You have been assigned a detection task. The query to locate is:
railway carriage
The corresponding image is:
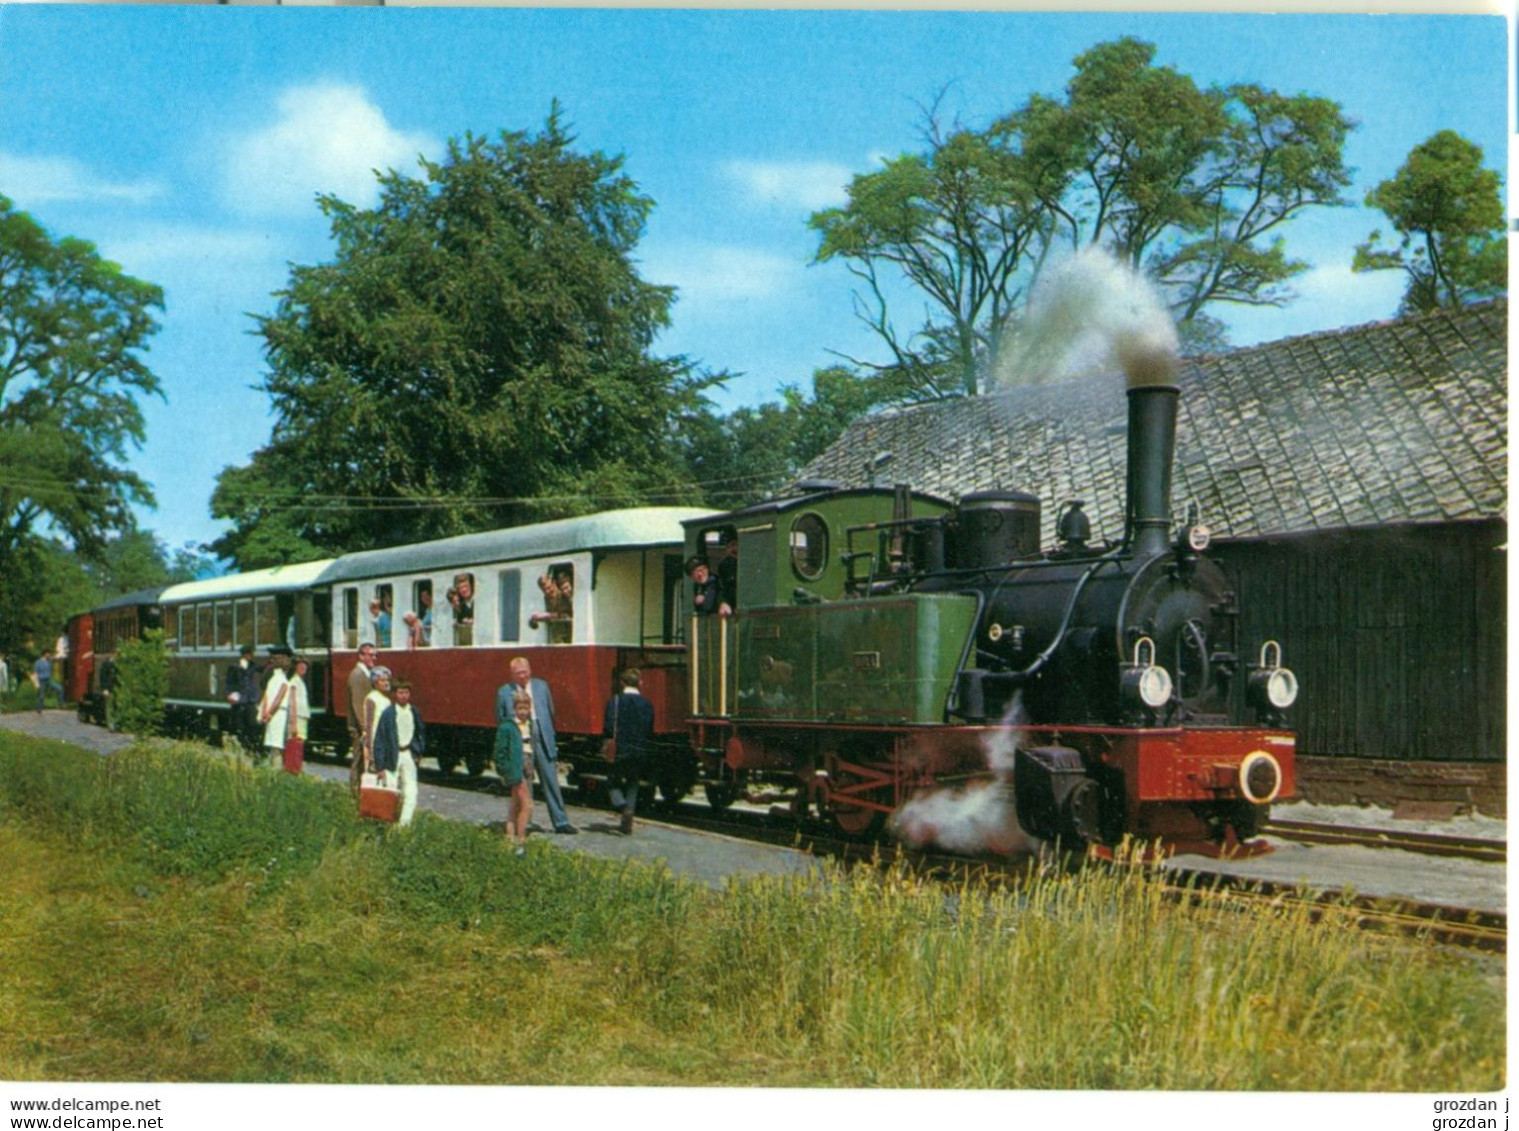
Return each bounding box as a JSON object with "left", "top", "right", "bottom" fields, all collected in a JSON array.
[
  {"left": 319, "top": 507, "right": 714, "bottom": 791},
  {"left": 158, "top": 560, "right": 337, "bottom": 745},
  {"left": 72, "top": 587, "right": 167, "bottom": 727}
]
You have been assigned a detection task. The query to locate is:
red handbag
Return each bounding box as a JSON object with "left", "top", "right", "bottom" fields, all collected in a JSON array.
[{"left": 282, "top": 736, "right": 305, "bottom": 774}]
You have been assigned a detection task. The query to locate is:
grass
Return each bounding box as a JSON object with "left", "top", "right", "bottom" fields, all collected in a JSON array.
[
  {"left": 0, "top": 683, "right": 60, "bottom": 714},
  {"left": 0, "top": 729, "right": 1504, "bottom": 1090}
]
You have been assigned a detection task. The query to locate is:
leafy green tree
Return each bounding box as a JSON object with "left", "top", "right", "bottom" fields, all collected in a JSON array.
[
  {"left": 1354, "top": 130, "right": 1506, "bottom": 314},
  {"left": 0, "top": 196, "right": 163, "bottom": 566},
  {"left": 811, "top": 114, "right": 1051, "bottom": 399},
  {"left": 213, "top": 108, "right": 714, "bottom": 568},
  {"left": 681, "top": 366, "right": 897, "bottom": 508},
  {"left": 813, "top": 38, "right": 1354, "bottom": 395},
  {"left": 88, "top": 529, "right": 217, "bottom": 598},
  {"left": 0, "top": 539, "right": 98, "bottom": 660},
  {"left": 111, "top": 628, "right": 168, "bottom": 736}
]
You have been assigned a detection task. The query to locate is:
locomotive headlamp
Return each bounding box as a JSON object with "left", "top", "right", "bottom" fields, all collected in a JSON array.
[
  {"left": 1186, "top": 523, "right": 1211, "bottom": 552},
  {"left": 1120, "top": 636, "right": 1173, "bottom": 710},
  {"left": 1248, "top": 641, "right": 1299, "bottom": 713},
  {"left": 1237, "top": 751, "right": 1284, "bottom": 804}
]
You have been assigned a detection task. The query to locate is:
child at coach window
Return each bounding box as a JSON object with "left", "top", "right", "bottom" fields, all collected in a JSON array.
[
  {"left": 448, "top": 573, "right": 475, "bottom": 646},
  {"left": 530, "top": 565, "right": 574, "bottom": 644}
]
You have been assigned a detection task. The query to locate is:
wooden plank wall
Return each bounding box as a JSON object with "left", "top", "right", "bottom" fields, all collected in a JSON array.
[{"left": 1213, "top": 519, "right": 1505, "bottom": 763}]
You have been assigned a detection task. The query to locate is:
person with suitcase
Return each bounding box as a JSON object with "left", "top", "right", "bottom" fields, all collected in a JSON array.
[{"left": 372, "top": 678, "right": 425, "bottom": 828}]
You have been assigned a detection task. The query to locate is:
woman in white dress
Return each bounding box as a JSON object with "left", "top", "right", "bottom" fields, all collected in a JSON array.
[
  {"left": 288, "top": 655, "right": 312, "bottom": 741},
  {"left": 258, "top": 650, "right": 293, "bottom": 766}
]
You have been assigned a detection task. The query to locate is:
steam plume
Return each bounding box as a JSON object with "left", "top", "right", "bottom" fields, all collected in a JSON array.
[
  {"left": 994, "top": 247, "right": 1179, "bottom": 389},
  {"left": 889, "top": 694, "right": 1040, "bottom": 856}
]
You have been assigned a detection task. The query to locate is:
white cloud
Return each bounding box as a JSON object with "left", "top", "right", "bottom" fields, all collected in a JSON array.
[
  {"left": 103, "top": 225, "right": 283, "bottom": 274},
  {"left": 222, "top": 83, "right": 436, "bottom": 218},
  {"left": 643, "top": 243, "right": 798, "bottom": 305},
  {"left": 1226, "top": 262, "right": 1407, "bottom": 346},
  {"left": 723, "top": 160, "right": 851, "bottom": 212},
  {"left": 0, "top": 151, "right": 162, "bottom": 206}
]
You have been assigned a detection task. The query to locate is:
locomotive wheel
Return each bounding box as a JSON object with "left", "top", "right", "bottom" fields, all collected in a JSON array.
[
  {"left": 464, "top": 749, "right": 489, "bottom": 777},
  {"left": 829, "top": 792, "right": 885, "bottom": 836},
  {"left": 435, "top": 753, "right": 461, "bottom": 775},
  {"left": 704, "top": 775, "right": 744, "bottom": 811},
  {"left": 1224, "top": 800, "right": 1268, "bottom": 840},
  {"left": 655, "top": 762, "right": 696, "bottom": 807},
  {"left": 824, "top": 753, "right": 893, "bottom": 836}
]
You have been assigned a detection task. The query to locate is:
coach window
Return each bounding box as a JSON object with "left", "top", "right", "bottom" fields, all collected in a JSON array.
[
  {"left": 163, "top": 606, "right": 178, "bottom": 650},
  {"left": 372, "top": 584, "right": 393, "bottom": 648},
  {"left": 277, "top": 594, "right": 298, "bottom": 651},
  {"left": 215, "top": 602, "right": 234, "bottom": 650},
  {"left": 342, "top": 588, "right": 359, "bottom": 649},
  {"left": 532, "top": 563, "right": 574, "bottom": 644},
  {"left": 790, "top": 513, "right": 828, "bottom": 581},
  {"left": 448, "top": 572, "right": 475, "bottom": 646},
  {"left": 255, "top": 597, "right": 278, "bottom": 648},
  {"left": 196, "top": 604, "right": 213, "bottom": 650},
  {"left": 409, "top": 580, "right": 434, "bottom": 648},
  {"left": 233, "top": 599, "right": 253, "bottom": 649},
  {"left": 498, "top": 570, "right": 521, "bottom": 643}
]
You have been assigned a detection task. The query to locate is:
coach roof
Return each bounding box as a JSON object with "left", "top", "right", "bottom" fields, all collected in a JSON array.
[
  {"left": 94, "top": 586, "right": 168, "bottom": 613},
  {"left": 319, "top": 507, "right": 717, "bottom": 585},
  {"left": 159, "top": 559, "right": 337, "bottom": 605}
]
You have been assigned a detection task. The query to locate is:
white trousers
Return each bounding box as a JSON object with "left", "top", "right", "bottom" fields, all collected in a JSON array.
[{"left": 397, "top": 751, "right": 418, "bottom": 827}]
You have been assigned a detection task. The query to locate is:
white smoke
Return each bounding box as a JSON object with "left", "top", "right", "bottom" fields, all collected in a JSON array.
[
  {"left": 993, "top": 247, "right": 1179, "bottom": 389},
  {"left": 889, "top": 694, "right": 1041, "bottom": 856}
]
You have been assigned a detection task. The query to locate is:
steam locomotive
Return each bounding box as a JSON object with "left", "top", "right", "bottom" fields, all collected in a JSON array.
[
  {"left": 67, "top": 357, "right": 1297, "bottom": 858},
  {"left": 685, "top": 361, "right": 1298, "bottom": 856}
]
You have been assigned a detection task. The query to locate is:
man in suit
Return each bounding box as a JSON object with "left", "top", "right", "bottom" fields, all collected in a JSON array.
[
  {"left": 225, "top": 644, "right": 261, "bottom": 752},
  {"left": 604, "top": 667, "right": 655, "bottom": 835},
  {"left": 495, "top": 656, "right": 577, "bottom": 834},
  {"left": 346, "top": 643, "right": 377, "bottom": 796}
]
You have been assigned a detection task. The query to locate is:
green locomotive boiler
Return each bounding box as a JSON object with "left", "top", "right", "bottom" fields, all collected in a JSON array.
[{"left": 684, "top": 377, "right": 1300, "bottom": 856}]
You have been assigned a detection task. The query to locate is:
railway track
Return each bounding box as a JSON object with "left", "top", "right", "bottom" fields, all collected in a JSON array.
[
  {"left": 607, "top": 792, "right": 1512, "bottom": 954},
  {"left": 327, "top": 751, "right": 1511, "bottom": 953},
  {"left": 1166, "top": 867, "right": 1508, "bottom": 953},
  {"left": 1264, "top": 818, "right": 1506, "bottom": 863}
]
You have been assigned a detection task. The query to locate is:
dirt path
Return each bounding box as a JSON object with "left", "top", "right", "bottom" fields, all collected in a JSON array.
[{"left": 0, "top": 708, "right": 136, "bottom": 756}]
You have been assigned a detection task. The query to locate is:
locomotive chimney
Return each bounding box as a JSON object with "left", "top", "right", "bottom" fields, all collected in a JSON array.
[{"left": 1121, "top": 339, "right": 1181, "bottom": 558}]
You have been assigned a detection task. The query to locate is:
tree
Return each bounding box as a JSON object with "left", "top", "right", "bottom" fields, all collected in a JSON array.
[
  {"left": 811, "top": 114, "right": 1051, "bottom": 398},
  {"left": 0, "top": 196, "right": 164, "bottom": 567},
  {"left": 0, "top": 538, "right": 98, "bottom": 660},
  {"left": 1354, "top": 130, "right": 1506, "bottom": 314},
  {"left": 213, "top": 108, "right": 715, "bottom": 568},
  {"left": 680, "top": 365, "right": 897, "bottom": 508},
  {"left": 87, "top": 529, "right": 220, "bottom": 598},
  {"left": 111, "top": 628, "right": 168, "bottom": 737},
  {"left": 812, "top": 39, "right": 1354, "bottom": 395}
]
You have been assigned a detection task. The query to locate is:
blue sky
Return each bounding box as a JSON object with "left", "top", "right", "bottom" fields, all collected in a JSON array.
[{"left": 0, "top": 7, "right": 1506, "bottom": 556}]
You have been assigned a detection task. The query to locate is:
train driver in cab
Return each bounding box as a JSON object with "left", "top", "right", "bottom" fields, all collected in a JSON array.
[{"left": 687, "top": 556, "right": 730, "bottom": 617}]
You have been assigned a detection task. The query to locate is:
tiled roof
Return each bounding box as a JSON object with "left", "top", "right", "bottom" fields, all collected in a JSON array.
[{"left": 800, "top": 300, "right": 1507, "bottom": 544}]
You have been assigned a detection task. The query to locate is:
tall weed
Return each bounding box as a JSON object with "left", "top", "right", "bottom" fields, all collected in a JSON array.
[{"left": 0, "top": 730, "right": 1503, "bottom": 1090}]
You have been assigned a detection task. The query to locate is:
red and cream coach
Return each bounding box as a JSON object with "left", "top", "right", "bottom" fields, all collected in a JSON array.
[{"left": 318, "top": 507, "right": 715, "bottom": 793}]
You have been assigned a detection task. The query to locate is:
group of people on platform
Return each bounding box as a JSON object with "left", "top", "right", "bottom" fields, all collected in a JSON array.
[
  {"left": 225, "top": 644, "right": 312, "bottom": 768},
  {"left": 343, "top": 644, "right": 652, "bottom": 846}
]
